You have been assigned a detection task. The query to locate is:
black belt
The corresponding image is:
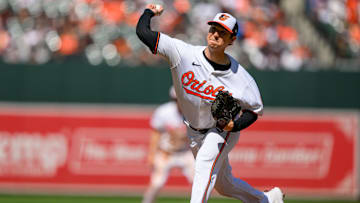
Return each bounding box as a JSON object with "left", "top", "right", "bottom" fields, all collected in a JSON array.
[
  {"left": 183, "top": 120, "right": 210, "bottom": 134},
  {"left": 188, "top": 125, "right": 210, "bottom": 134}
]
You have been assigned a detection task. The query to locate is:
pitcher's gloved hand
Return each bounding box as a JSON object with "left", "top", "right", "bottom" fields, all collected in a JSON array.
[{"left": 211, "top": 91, "right": 241, "bottom": 132}]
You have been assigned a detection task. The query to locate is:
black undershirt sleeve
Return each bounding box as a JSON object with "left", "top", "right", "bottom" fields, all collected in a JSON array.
[
  {"left": 136, "top": 9, "right": 160, "bottom": 54},
  {"left": 231, "top": 110, "right": 258, "bottom": 132}
]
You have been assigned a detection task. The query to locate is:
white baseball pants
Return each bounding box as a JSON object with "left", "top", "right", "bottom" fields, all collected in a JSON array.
[
  {"left": 187, "top": 128, "right": 269, "bottom": 203},
  {"left": 142, "top": 150, "right": 194, "bottom": 203}
]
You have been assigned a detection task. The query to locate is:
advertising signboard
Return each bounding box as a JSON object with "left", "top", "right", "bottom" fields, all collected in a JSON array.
[{"left": 0, "top": 105, "right": 358, "bottom": 198}]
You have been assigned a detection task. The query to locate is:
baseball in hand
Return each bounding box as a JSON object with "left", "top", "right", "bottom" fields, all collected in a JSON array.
[
  {"left": 147, "top": 4, "right": 164, "bottom": 16},
  {"left": 154, "top": 4, "right": 164, "bottom": 15}
]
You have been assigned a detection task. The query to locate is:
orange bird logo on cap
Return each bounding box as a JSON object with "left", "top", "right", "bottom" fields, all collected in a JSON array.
[{"left": 219, "top": 14, "right": 230, "bottom": 21}]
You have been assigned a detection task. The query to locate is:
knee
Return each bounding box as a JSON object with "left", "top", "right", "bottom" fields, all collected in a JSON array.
[
  {"left": 214, "top": 184, "right": 231, "bottom": 197},
  {"left": 149, "top": 180, "right": 164, "bottom": 191},
  {"left": 196, "top": 144, "right": 220, "bottom": 162},
  {"left": 194, "top": 150, "right": 218, "bottom": 174},
  {"left": 150, "top": 174, "right": 166, "bottom": 189}
]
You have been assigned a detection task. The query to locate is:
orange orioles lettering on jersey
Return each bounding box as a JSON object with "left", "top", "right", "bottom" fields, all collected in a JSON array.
[{"left": 181, "top": 71, "right": 228, "bottom": 100}]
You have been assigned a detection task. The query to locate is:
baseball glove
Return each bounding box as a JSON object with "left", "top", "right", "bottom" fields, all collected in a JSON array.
[{"left": 211, "top": 91, "right": 242, "bottom": 131}]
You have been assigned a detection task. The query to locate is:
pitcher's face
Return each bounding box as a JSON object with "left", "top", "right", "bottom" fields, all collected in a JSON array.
[{"left": 207, "top": 24, "right": 235, "bottom": 50}]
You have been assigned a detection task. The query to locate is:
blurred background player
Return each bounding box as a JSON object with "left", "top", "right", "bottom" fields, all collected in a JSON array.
[{"left": 142, "top": 86, "right": 194, "bottom": 203}]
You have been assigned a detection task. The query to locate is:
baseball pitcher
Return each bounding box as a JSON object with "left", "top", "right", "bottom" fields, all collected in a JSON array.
[{"left": 136, "top": 4, "right": 284, "bottom": 203}]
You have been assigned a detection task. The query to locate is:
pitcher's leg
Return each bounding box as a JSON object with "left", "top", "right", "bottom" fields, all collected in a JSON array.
[
  {"left": 214, "top": 157, "right": 268, "bottom": 203},
  {"left": 190, "top": 131, "right": 231, "bottom": 203}
]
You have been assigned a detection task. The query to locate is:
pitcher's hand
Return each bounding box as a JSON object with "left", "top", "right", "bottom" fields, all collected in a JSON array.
[{"left": 146, "top": 4, "right": 164, "bottom": 16}]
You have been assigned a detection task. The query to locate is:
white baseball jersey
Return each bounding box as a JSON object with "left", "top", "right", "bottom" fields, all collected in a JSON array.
[
  {"left": 150, "top": 101, "right": 188, "bottom": 152},
  {"left": 156, "top": 34, "right": 264, "bottom": 129}
]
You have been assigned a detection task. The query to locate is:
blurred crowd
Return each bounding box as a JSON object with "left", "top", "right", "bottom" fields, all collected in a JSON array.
[
  {"left": 0, "top": 0, "right": 358, "bottom": 71},
  {"left": 306, "top": 0, "right": 360, "bottom": 59}
]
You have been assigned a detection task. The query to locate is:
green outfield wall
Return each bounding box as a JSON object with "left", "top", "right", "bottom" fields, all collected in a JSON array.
[{"left": 0, "top": 61, "right": 359, "bottom": 109}]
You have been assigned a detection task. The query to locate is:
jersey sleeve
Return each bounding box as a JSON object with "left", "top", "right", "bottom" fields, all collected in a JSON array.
[
  {"left": 156, "top": 33, "right": 190, "bottom": 68},
  {"left": 239, "top": 79, "right": 264, "bottom": 116}
]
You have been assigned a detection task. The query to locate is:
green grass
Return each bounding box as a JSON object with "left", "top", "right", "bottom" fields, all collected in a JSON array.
[{"left": 0, "top": 195, "right": 359, "bottom": 203}]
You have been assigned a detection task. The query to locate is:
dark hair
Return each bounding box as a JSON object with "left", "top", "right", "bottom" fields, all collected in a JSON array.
[{"left": 232, "top": 23, "right": 238, "bottom": 37}]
